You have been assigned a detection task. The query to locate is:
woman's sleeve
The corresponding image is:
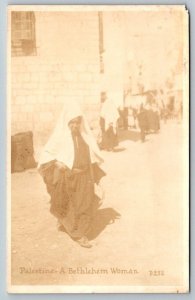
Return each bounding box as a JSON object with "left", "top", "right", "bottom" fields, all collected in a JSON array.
[{"left": 92, "top": 163, "right": 106, "bottom": 184}]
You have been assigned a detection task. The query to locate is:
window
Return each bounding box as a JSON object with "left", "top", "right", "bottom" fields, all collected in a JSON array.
[{"left": 11, "top": 11, "right": 37, "bottom": 57}]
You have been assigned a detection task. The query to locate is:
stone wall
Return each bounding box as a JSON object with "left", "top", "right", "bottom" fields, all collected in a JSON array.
[{"left": 11, "top": 11, "right": 101, "bottom": 152}]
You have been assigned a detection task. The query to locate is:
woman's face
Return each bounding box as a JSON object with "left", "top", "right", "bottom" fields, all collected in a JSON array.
[{"left": 68, "top": 116, "right": 82, "bottom": 135}]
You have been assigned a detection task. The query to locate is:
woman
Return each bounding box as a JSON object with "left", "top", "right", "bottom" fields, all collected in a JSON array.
[
  {"left": 38, "top": 102, "right": 106, "bottom": 248},
  {"left": 99, "top": 92, "right": 119, "bottom": 151},
  {"left": 137, "top": 104, "right": 148, "bottom": 143}
]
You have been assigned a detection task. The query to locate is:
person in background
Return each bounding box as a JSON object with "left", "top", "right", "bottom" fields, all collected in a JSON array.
[
  {"left": 99, "top": 92, "right": 119, "bottom": 151},
  {"left": 38, "top": 102, "right": 106, "bottom": 248},
  {"left": 137, "top": 104, "right": 148, "bottom": 143},
  {"left": 152, "top": 103, "right": 160, "bottom": 133},
  {"left": 128, "top": 106, "right": 136, "bottom": 129}
]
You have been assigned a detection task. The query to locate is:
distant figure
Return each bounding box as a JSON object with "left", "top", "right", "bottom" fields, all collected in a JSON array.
[
  {"left": 146, "top": 104, "right": 155, "bottom": 132},
  {"left": 145, "top": 103, "right": 160, "bottom": 133},
  {"left": 38, "top": 102, "right": 106, "bottom": 248},
  {"left": 160, "top": 101, "right": 168, "bottom": 124},
  {"left": 137, "top": 104, "right": 148, "bottom": 142},
  {"left": 123, "top": 107, "right": 129, "bottom": 130},
  {"left": 99, "top": 92, "right": 119, "bottom": 151},
  {"left": 158, "top": 89, "right": 168, "bottom": 123},
  {"left": 128, "top": 107, "right": 137, "bottom": 129},
  {"left": 152, "top": 104, "right": 160, "bottom": 132}
]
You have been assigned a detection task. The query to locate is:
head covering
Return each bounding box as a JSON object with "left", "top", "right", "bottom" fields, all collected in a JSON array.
[
  {"left": 100, "top": 96, "right": 119, "bottom": 131},
  {"left": 38, "top": 102, "right": 104, "bottom": 169}
]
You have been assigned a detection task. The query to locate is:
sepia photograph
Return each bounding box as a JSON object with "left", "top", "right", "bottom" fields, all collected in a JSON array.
[{"left": 7, "top": 5, "right": 189, "bottom": 293}]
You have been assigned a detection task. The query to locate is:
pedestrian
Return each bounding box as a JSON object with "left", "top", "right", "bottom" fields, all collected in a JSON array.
[
  {"left": 99, "top": 92, "right": 119, "bottom": 151},
  {"left": 152, "top": 103, "right": 160, "bottom": 132},
  {"left": 128, "top": 107, "right": 136, "bottom": 129},
  {"left": 137, "top": 104, "right": 148, "bottom": 142},
  {"left": 146, "top": 103, "right": 155, "bottom": 133},
  {"left": 38, "top": 102, "right": 106, "bottom": 248}
]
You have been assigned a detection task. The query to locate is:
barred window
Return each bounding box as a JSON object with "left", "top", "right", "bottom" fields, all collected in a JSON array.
[{"left": 11, "top": 11, "right": 37, "bottom": 57}]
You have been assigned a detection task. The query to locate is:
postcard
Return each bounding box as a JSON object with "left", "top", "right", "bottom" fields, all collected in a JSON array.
[{"left": 7, "top": 5, "right": 189, "bottom": 293}]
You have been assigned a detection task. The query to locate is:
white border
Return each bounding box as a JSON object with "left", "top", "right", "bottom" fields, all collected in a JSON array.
[{"left": 7, "top": 4, "right": 189, "bottom": 294}]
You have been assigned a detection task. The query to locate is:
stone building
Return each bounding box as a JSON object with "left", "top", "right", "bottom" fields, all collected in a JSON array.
[
  {"left": 10, "top": 11, "right": 104, "bottom": 152},
  {"left": 10, "top": 8, "right": 184, "bottom": 154}
]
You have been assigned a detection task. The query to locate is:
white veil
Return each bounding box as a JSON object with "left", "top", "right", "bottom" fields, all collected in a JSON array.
[{"left": 38, "top": 102, "right": 104, "bottom": 169}]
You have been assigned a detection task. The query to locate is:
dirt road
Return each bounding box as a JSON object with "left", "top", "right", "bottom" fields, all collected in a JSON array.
[{"left": 10, "top": 122, "right": 186, "bottom": 289}]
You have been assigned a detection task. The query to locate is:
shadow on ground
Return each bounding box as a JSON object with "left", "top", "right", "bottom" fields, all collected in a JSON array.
[
  {"left": 57, "top": 195, "right": 121, "bottom": 241},
  {"left": 113, "top": 147, "right": 126, "bottom": 152},
  {"left": 87, "top": 207, "right": 121, "bottom": 241},
  {"left": 118, "top": 129, "right": 141, "bottom": 142}
]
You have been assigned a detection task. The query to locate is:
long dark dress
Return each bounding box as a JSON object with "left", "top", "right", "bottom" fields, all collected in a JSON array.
[
  {"left": 137, "top": 109, "right": 148, "bottom": 142},
  {"left": 39, "top": 133, "right": 105, "bottom": 239},
  {"left": 99, "top": 117, "right": 118, "bottom": 150},
  {"left": 146, "top": 109, "right": 160, "bottom": 132}
]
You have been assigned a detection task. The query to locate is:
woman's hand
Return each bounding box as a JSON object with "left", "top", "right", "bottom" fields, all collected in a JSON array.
[
  {"left": 55, "top": 161, "right": 66, "bottom": 170},
  {"left": 52, "top": 161, "right": 66, "bottom": 185},
  {"left": 72, "top": 168, "right": 82, "bottom": 174}
]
